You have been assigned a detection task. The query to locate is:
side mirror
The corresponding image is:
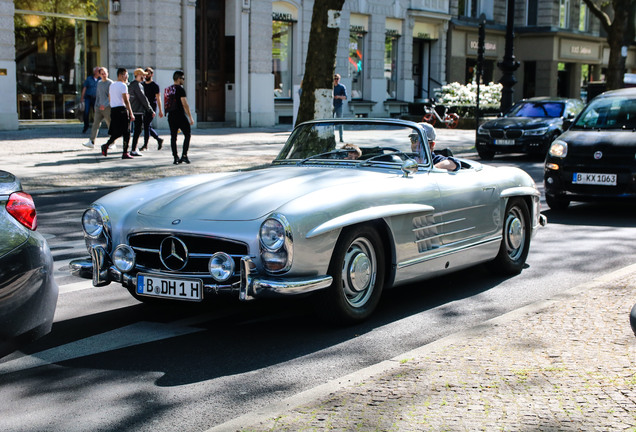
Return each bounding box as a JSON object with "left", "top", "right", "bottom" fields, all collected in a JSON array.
[
  {"left": 401, "top": 159, "right": 419, "bottom": 178},
  {"left": 562, "top": 119, "right": 573, "bottom": 130}
]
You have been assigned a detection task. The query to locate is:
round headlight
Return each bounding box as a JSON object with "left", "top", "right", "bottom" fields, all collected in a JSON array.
[
  {"left": 209, "top": 252, "right": 235, "bottom": 282},
  {"left": 260, "top": 218, "right": 286, "bottom": 251},
  {"left": 113, "top": 245, "right": 136, "bottom": 273},
  {"left": 82, "top": 207, "right": 104, "bottom": 238},
  {"left": 548, "top": 140, "right": 568, "bottom": 158}
]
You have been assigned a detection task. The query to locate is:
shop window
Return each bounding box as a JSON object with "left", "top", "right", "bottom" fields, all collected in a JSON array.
[
  {"left": 15, "top": 14, "right": 102, "bottom": 120},
  {"left": 384, "top": 33, "right": 399, "bottom": 99},
  {"left": 15, "top": 0, "right": 109, "bottom": 20},
  {"left": 348, "top": 31, "right": 365, "bottom": 99},
  {"left": 273, "top": 20, "right": 293, "bottom": 99},
  {"left": 465, "top": 58, "right": 494, "bottom": 85}
]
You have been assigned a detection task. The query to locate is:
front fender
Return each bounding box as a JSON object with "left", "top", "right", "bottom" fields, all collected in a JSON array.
[{"left": 305, "top": 204, "right": 434, "bottom": 239}]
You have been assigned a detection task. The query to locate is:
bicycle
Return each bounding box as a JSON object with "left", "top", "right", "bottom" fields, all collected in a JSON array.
[{"left": 421, "top": 99, "right": 460, "bottom": 129}]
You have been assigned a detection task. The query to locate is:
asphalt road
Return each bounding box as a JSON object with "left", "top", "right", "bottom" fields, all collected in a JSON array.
[{"left": 1, "top": 156, "right": 635, "bottom": 431}]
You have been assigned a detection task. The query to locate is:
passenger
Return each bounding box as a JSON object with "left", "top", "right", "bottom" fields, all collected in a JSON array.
[
  {"left": 341, "top": 143, "right": 362, "bottom": 160},
  {"left": 409, "top": 123, "right": 460, "bottom": 171}
]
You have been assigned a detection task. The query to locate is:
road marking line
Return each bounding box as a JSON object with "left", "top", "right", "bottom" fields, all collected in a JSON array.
[{"left": 0, "top": 321, "right": 204, "bottom": 376}]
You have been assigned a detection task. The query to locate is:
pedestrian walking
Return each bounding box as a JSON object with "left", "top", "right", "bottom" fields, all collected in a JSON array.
[
  {"left": 140, "top": 67, "right": 164, "bottom": 151},
  {"left": 81, "top": 67, "right": 101, "bottom": 133},
  {"left": 101, "top": 68, "right": 135, "bottom": 159},
  {"left": 333, "top": 74, "right": 347, "bottom": 142},
  {"left": 84, "top": 67, "right": 113, "bottom": 149},
  {"left": 128, "top": 68, "right": 155, "bottom": 157},
  {"left": 164, "top": 70, "right": 194, "bottom": 164}
]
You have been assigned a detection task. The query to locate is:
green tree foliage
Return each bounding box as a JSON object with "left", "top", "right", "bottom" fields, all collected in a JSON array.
[{"left": 582, "top": 0, "right": 636, "bottom": 89}]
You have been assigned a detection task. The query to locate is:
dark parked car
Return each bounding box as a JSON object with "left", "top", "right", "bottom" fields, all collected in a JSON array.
[
  {"left": 476, "top": 97, "right": 584, "bottom": 160},
  {"left": 544, "top": 88, "right": 636, "bottom": 210},
  {"left": 0, "top": 171, "right": 58, "bottom": 357}
]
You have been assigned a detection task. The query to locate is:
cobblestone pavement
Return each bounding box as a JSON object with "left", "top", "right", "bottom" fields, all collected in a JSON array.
[{"left": 217, "top": 266, "right": 636, "bottom": 432}]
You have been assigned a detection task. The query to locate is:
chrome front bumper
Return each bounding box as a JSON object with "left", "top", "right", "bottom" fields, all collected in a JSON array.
[{"left": 70, "top": 246, "right": 333, "bottom": 301}]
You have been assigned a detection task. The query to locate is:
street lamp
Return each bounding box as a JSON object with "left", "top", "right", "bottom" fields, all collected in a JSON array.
[{"left": 497, "top": 0, "right": 520, "bottom": 113}]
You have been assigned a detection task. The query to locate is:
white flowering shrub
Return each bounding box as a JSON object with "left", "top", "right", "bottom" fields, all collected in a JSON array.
[{"left": 436, "top": 82, "right": 502, "bottom": 116}]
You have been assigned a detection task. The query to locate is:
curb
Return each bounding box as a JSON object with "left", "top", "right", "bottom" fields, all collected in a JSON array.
[{"left": 205, "top": 262, "right": 636, "bottom": 432}]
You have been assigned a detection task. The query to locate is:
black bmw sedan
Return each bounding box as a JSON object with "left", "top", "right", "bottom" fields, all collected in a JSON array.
[
  {"left": 544, "top": 88, "right": 636, "bottom": 210},
  {"left": 476, "top": 97, "right": 584, "bottom": 160},
  {"left": 0, "top": 171, "right": 58, "bottom": 357}
]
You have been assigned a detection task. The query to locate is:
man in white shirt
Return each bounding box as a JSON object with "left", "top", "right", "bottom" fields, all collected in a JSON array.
[{"left": 101, "top": 68, "right": 135, "bottom": 159}]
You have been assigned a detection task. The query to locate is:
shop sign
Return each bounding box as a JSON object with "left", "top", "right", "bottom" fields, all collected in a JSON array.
[
  {"left": 560, "top": 39, "right": 600, "bottom": 61},
  {"left": 272, "top": 12, "right": 294, "bottom": 22},
  {"left": 413, "top": 22, "right": 438, "bottom": 40},
  {"left": 466, "top": 34, "right": 497, "bottom": 56}
]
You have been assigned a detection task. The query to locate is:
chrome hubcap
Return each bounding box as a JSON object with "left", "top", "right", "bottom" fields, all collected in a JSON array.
[{"left": 342, "top": 237, "right": 376, "bottom": 307}]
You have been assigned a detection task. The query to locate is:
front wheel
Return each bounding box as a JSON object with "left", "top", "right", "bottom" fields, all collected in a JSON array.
[
  {"left": 422, "top": 112, "right": 436, "bottom": 126},
  {"left": 477, "top": 147, "right": 495, "bottom": 160},
  {"left": 489, "top": 198, "right": 531, "bottom": 275},
  {"left": 545, "top": 194, "right": 570, "bottom": 211},
  {"left": 315, "top": 225, "right": 385, "bottom": 324},
  {"left": 446, "top": 113, "right": 460, "bottom": 129}
]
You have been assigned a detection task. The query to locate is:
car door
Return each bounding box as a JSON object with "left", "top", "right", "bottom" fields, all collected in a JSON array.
[{"left": 434, "top": 162, "right": 501, "bottom": 249}]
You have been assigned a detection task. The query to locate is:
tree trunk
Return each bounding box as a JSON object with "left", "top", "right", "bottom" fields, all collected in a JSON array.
[
  {"left": 582, "top": 0, "right": 634, "bottom": 90},
  {"left": 295, "top": 0, "right": 346, "bottom": 127}
]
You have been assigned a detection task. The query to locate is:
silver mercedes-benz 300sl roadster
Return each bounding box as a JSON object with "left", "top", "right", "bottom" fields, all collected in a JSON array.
[{"left": 71, "top": 119, "right": 546, "bottom": 323}]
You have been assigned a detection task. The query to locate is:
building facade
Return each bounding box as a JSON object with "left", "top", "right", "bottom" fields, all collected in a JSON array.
[
  {"left": 448, "top": 0, "right": 635, "bottom": 101},
  {"left": 1, "top": 0, "right": 632, "bottom": 131}
]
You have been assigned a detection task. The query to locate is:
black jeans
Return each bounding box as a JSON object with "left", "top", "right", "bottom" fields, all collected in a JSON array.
[
  {"left": 143, "top": 109, "right": 161, "bottom": 145},
  {"left": 105, "top": 107, "right": 130, "bottom": 154},
  {"left": 131, "top": 114, "right": 144, "bottom": 152},
  {"left": 168, "top": 113, "right": 191, "bottom": 158}
]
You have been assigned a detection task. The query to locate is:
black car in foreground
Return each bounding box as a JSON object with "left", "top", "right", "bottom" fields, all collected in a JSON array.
[
  {"left": 0, "top": 171, "right": 58, "bottom": 357},
  {"left": 544, "top": 88, "right": 636, "bottom": 210},
  {"left": 476, "top": 97, "right": 584, "bottom": 160}
]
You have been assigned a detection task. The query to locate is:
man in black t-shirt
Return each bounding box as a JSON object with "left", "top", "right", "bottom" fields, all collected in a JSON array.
[
  {"left": 140, "top": 67, "right": 164, "bottom": 151},
  {"left": 165, "top": 70, "right": 195, "bottom": 164}
]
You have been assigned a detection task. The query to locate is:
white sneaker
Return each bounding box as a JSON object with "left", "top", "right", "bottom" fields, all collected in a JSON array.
[{"left": 83, "top": 140, "right": 94, "bottom": 148}]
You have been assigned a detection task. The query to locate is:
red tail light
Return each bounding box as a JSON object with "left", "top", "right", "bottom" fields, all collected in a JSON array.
[{"left": 6, "top": 192, "right": 37, "bottom": 231}]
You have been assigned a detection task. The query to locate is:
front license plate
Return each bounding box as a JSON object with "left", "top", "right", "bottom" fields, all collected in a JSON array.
[
  {"left": 136, "top": 273, "right": 203, "bottom": 301},
  {"left": 572, "top": 172, "right": 617, "bottom": 186},
  {"left": 494, "top": 139, "right": 515, "bottom": 145}
]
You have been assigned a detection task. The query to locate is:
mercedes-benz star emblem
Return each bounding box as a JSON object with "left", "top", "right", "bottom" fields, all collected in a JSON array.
[
  {"left": 159, "top": 236, "right": 189, "bottom": 271},
  {"left": 594, "top": 151, "right": 603, "bottom": 160}
]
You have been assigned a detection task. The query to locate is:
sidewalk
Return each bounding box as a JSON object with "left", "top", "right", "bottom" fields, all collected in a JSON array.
[
  {"left": 3, "top": 123, "right": 635, "bottom": 431},
  {"left": 0, "top": 123, "right": 476, "bottom": 194},
  {"left": 221, "top": 265, "right": 636, "bottom": 431}
]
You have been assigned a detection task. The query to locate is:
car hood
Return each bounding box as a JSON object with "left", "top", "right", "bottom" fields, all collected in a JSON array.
[
  {"left": 483, "top": 117, "right": 559, "bottom": 129},
  {"left": 561, "top": 129, "right": 636, "bottom": 147},
  {"left": 136, "top": 166, "right": 391, "bottom": 221}
]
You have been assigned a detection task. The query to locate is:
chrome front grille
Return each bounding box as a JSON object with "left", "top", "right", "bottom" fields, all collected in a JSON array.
[
  {"left": 488, "top": 129, "right": 523, "bottom": 139},
  {"left": 128, "top": 233, "right": 248, "bottom": 276}
]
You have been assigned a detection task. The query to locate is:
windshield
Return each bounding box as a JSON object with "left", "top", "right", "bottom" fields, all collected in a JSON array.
[
  {"left": 275, "top": 121, "right": 430, "bottom": 166},
  {"left": 573, "top": 95, "right": 636, "bottom": 130},
  {"left": 506, "top": 101, "right": 564, "bottom": 118}
]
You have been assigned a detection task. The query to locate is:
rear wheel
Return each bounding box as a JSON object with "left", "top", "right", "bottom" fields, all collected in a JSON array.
[
  {"left": 489, "top": 198, "right": 531, "bottom": 275},
  {"left": 446, "top": 113, "right": 460, "bottom": 129},
  {"left": 315, "top": 225, "right": 385, "bottom": 324},
  {"left": 545, "top": 194, "right": 570, "bottom": 211}
]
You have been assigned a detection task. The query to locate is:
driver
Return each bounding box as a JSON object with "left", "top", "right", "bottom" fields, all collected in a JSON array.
[{"left": 409, "top": 123, "right": 460, "bottom": 171}]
